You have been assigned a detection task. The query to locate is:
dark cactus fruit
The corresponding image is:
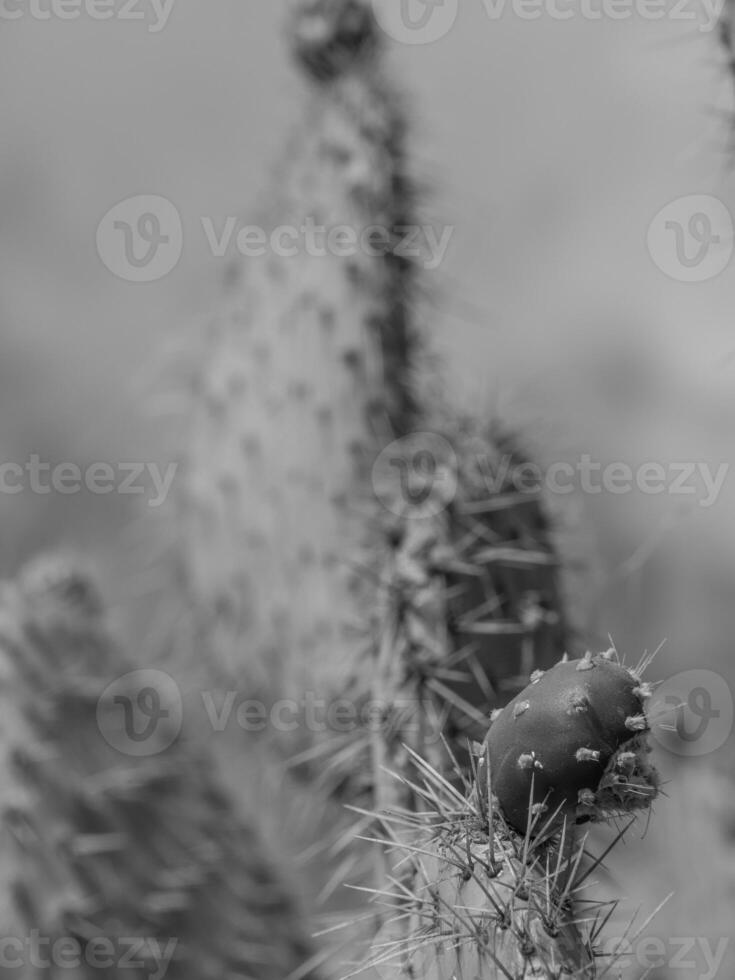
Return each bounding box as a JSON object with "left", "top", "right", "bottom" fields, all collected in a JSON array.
[
  {"left": 0, "top": 555, "right": 326, "bottom": 980},
  {"left": 486, "top": 650, "right": 659, "bottom": 834}
]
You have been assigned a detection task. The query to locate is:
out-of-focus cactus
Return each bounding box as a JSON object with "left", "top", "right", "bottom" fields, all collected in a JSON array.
[
  {"left": 174, "top": 0, "right": 570, "bottom": 742},
  {"left": 0, "top": 555, "right": 325, "bottom": 980},
  {"left": 176, "top": 0, "right": 419, "bottom": 694}
]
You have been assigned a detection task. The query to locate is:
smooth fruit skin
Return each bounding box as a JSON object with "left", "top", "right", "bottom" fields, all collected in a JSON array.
[{"left": 487, "top": 653, "right": 658, "bottom": 833}]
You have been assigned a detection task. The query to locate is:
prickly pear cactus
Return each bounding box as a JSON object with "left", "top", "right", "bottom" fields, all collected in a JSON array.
[
  {"left": 358, "top": 649, "right": 661, "bottom": 979},
  {"left": 310, "top": 419, "right": 573, "bottom": 807},
  {"left": 369, "top": 421, "right": 573, "bottom": 743},
  {"left": 369, "top": 800, "right": 596, "bottom": 979},
  {"left": 176, "top": 0, "right": 418, "bottom": 692},
  {"left": 0, "top": 555, "right": 325, "bottom": 980},
  {"left": 172, "top": 0, "right": 572, "bottom": 817}
]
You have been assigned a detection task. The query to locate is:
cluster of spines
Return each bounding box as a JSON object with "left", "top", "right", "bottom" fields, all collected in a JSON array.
[{"left": 349, "top": 745, "right": 662, "bottom": 980}]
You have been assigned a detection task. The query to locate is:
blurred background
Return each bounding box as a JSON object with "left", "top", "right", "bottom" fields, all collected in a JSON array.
[{"left": 1, "top": 1, "right": 735, "bottom": 975}]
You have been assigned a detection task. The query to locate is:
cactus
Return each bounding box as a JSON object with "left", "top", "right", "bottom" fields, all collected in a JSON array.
[
  {"left": 360, "top": 762, "right": 596, "bottom": 979},
  {"left": 175, "top": 0, "right": 570, "bottom": 752},
  {"left": 175, "top": 0, "right": 419, "bottom": 696},
  {"left": 356, "top": 649, "right": 660, "bottom": 979},
  {"left": 0, "top": 555, "right": 325, "bottom": 980},
  {"left": 304, "top": 418, "right": 573, "bottom": 808}
]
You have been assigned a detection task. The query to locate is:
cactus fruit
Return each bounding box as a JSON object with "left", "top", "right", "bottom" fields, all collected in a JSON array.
[
  {"left": 355, "top": 651, "right": 662, "bottom": 979},
  {"left": 0, "top": 555, "right": 325, "bottom": 980},
  {"left": 486, "top": 651, "right": 659, "bottom": 834}
]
